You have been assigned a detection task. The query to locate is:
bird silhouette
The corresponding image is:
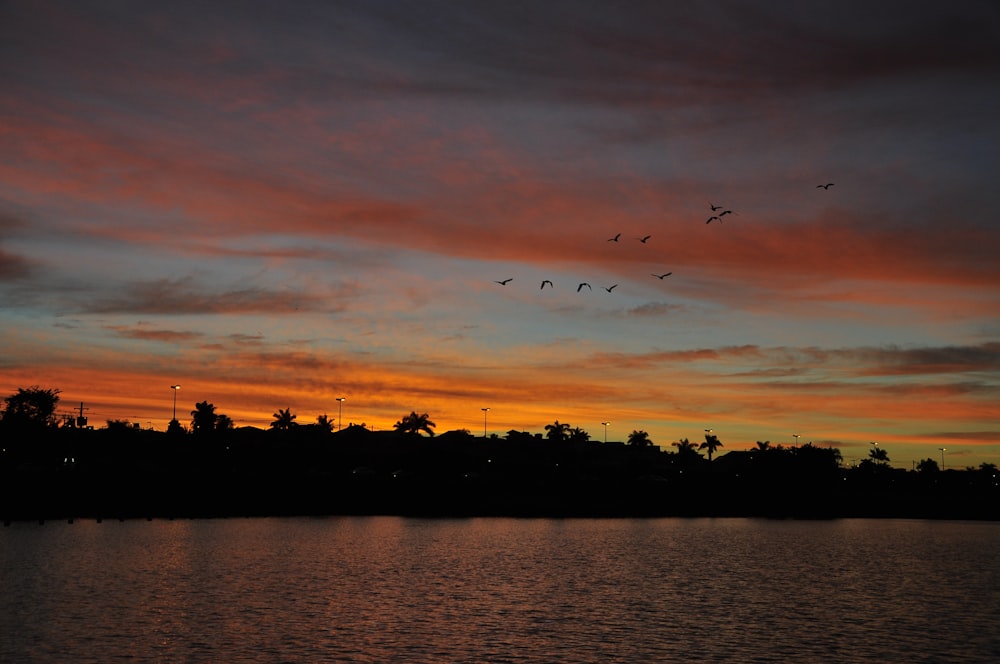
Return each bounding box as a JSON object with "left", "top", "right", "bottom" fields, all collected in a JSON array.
[
  {"left": 719, "top": 209, "right": 734, "bottom": 217},
  {"left": 710, "top": 203, "right": 722, "bottom": 211},
  {"left": 607, "top": 233, "right": 621, "bottom": 242},
  {"left": 706, "top": 216, "right": 719, "bottom": 224},
  {"left": 577, "top": 282, "right": 592, "bottom": 292},
  {"left": 540, "top": 280, "right": 553, "bottom": 290},
  {"left": 637, "top": 235, "right": 651, "bottom": 243},
  {"left": 652, "top": 272, "right": 672, "bottom": 279},
  {"left": 817, "top": 183, "right": 834, "bottom": 189},
  {"left": 494, "top": 278, "right": 513, "bottom": 285},
  {"left": 604, "top": 284, "right": 618, "bottom": 292}
]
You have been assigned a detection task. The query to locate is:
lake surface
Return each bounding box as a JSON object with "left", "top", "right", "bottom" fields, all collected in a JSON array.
[{"left": 1, "top": 517, "right": 998, "bottom": 663}]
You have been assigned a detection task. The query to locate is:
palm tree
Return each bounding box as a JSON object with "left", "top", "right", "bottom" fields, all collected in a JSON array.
[
  {"left": 394, "top": 411, "right": 436, "bottom": 437},
  {"left": 568, "top": 427, "right": 590, "bottom": 443},
  {"left": 190, "top": 401, "right": 218, "bottom": 435},
  {"left": 544, "top": 420, "right": 571, "bottom": 442},
  {"left": 672, "top": 437, "right": 701, "bottom": 460},
  {"left": 216, "top": 413, "right": 234, "bottom": 432},
  {"left": 700, "top": 432, "right": 723, "bottom": 461},
  {"left": 754, "top": 440, "right": 771, "bottom": 452},
  {"left": 271, "top": 407, "right": 297, "bottom": 431},
  {"left": 315, "top": 413, "right": 334, "bottom": 433},
  {"left": 627, "top": 430, "right": 652, "bottom": 447},
  {"left": 869, "top": 445, "right": 890, "bottom": 464}
]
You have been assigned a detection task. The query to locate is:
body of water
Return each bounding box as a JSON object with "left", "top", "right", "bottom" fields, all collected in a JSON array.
[{"left": 1, "top": 517, "right": 998, "bottom": 662}]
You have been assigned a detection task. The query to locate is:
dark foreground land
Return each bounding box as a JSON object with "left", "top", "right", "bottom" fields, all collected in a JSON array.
[{"left": 2, "top": 426, "right": 998, "bottom": 522}]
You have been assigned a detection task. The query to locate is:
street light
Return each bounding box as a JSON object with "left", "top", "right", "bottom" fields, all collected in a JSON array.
[
  {"left": 170, "top": 385, "right": 181, "bottom": 421},
  {"left": 481, "top": 408, "right": 490, "bottom": 438},
  {"left": 939, "top": 447, "right": 946, "bottom": 469},
  {"left": 602, "top": 422, "right": 610, "bottom": 443},
  {"left": 336, "top": 397, "right": 346, "bottom": 431},
  {"left": 793, "top": 433, "right": 801, "bottom": 446}
]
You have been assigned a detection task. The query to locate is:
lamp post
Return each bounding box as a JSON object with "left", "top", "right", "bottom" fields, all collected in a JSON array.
[
  {"left": 793, "top": 433, "right": 801, "bottom": 446},
  {"left": 336, "top": 397, "right": 346, "bottom": 431},
  {"left": 481, "top": 408, "right": 490, "bottom": 438},
  {"left": 939, "top": 447, "right": 946, "bottom": 469},
  {"left": 601, "top": 421, "right": 610, "bottom": 443},
  {"left": 170, "top": 385, "right": 180, "bottom": 422}
]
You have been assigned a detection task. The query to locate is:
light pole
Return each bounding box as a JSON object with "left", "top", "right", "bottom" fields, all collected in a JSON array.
[
  {"left": 602, "top": 421, "right": 610, "bottom": 443},
  {"left": 336, "top": 397, "right": 346, "bottom": 431},
  {"left": 939, "top": 447, "right": 946, "bottom": 469},
  {"left": 481, "top": 408, "right": 490, "bottom": 438},
  {"left": 170, "top": 385, "right": 180, "bottom": 422},
  {"left": 793, "top": 433, "right": 801, "bottom": 446}
]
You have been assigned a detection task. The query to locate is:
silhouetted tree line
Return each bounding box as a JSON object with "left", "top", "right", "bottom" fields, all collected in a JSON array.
[{"left": 1, "top": 387, "right": 997, "bottom": 521}]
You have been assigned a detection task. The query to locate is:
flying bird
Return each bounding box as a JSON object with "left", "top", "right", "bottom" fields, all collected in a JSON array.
[
  {"left": 577, "top": 282, "right": 592, "bottom": 292},
  {"left": 637, "top": 235, "right": 651, "bottom": 243},
  {"left": 540, "top": 280, "right": 553, "bottom": 290},
  {"left": 652, "top": 272, "right": 672, "bottom": 279},
  {"left": 706, "top": 216, "right": 719, "bottom": 224},
  {"left": 817, "top": 183, "right": 834, "bottom": 189},
  {"left": 607, "top": 233, "right": 621, "bottom": 242},
  {"left": 710, "top": 203, "right": 722, "bottom": 211},
  {"left": 493, "top": 278, "right": 513, "bottom": 285},
  {"left": 719, "top": 209, "right": 734, "bottom": 217},
  {"left": 603, "top": 284, "right": 618, "bottom": 293}
]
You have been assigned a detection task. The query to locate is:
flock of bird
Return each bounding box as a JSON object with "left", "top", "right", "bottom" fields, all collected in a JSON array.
[{"left": 492, "top": 184, "right": 833, "bottom": 295}]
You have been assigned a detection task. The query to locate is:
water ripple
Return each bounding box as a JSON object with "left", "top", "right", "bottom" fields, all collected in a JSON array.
[{"left": 1, "top": 517, "right": 998, "bottom": 662}]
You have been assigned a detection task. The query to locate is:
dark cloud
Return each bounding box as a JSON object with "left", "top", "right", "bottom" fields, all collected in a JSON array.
[
  {"left": 10, "top": 1, "right": 997, "bottom": 111},
  {"left": 852, "top": 343, "right": 1000, "bottom": 376},
  {"left": 105, "top": 325, "right": 203, "bottom": 343},
  {"left": 624, "top": 302, "right": 686, "bottom": 317},
  {"left": 0, "top": 246, "right": 32, "bottom": 280},
  {"left": 0, "top": 206, "right": 33, "bottom": 280},
  {"left": 923, "top": 431, "right": 1000, "bottom": 443},
  {"left": 587, "top": 345, "right": 763, "bottom": 369},
  {"left": 85, "top": 277, "right": 350, "bottom": 315},
  {"left": 0, "top": 209, "right": 28, "bottom": 233}
]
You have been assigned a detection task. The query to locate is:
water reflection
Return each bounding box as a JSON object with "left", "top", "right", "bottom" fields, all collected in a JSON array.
[{"left": 1, "top": 518, "right": 998, "bottom": 662}]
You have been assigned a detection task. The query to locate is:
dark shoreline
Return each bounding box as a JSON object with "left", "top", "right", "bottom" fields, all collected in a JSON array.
[{"left": 2, "top": 426, "right": 997, "bottom": 523}]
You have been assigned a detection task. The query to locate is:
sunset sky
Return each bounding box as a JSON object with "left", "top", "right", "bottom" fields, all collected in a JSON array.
[{"left": 2, "top": 1, "right": 999, "bottom": 468}]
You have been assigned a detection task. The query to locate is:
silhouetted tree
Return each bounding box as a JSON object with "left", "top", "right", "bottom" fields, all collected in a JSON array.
[
  {"left": 544, "top": 420, "right": 570, "bottom": 441},
  {"left": 394, "top": 411, "right": 436, "bottom": 437},
  {"left": 790, "top": 442, "right": 843, "bottom": 472},
  {"left": 700, "top": 432, "right": 723, "bottom": 461},
  {"left": 271, "top": 407, "right": 298, "bottom": 431},
  {"left": 568, "top": 427, "right": 590, "bottom": 443},
  {"left": 916, "top": 458, "right": 939, "bottom": 473},
  {"left": 315, "top": 414, "right": 334, "bottom": 433},
  {"left": 191, "top": 401, "right": 218, "bottom": 435},
  {"left": 216, "top": 414, "right": 234, "bottom": 432},
  {"left": 868, "top": 445, "right": 890, "bottom": 465},
  {"left": 1, "top": 386, "right": 60, "bottom": 430},
  {"left": 627, "top": 430, "right": 652, "bottom": 446},
  {"left": 754, "top": 440, "right": 772, "bottom": 452},
  {"left": 672, "top": 438, "right": 701, "bottom": 461},
  {"left": 167, "top": 419, "right": 186, "bottom": 436}
]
